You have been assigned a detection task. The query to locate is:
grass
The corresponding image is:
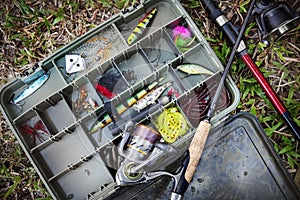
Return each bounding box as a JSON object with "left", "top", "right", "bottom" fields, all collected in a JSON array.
[{"left": 0, "top": 0, "right": 299, "bottom": 199}]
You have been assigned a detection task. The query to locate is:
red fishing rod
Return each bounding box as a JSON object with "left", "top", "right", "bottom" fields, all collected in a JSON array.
[{"left": 200, "top": 0, "right": 300, "bottom": 141}]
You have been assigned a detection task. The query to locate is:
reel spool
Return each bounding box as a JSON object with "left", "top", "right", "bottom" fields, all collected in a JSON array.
[
  {"left": 118, "top": 124, "right": 161, "bottom": 163},
  {"left": 253, "top": 0, "right": 300, "bottom": 45},
  {"left": 117, "top": 125, "right": 161, "bottom": 183}
]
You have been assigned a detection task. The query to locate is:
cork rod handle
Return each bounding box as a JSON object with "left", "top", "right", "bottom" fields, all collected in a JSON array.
[{"left": 185, "top": 120, "right": 211, "bottom": 183}]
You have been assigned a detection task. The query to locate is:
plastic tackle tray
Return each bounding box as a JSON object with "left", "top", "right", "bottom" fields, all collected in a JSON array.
[{"left": 1, "top": 0, "right": 298, "bottom": 199}]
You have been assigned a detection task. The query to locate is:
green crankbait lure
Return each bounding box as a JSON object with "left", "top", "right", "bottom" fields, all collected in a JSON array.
[
  {"left": 176, "top": 64, "right": 214, "bottom": 76},
  {"left": 155, "top": 107, "right": 188, "bottom": 143}
]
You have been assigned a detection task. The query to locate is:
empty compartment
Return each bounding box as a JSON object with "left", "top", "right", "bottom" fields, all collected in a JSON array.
[
  {"left": 116, "top": 1, "right": 181, "bottom": 46},
  {"left": 61, "top": 77, "right": 103, "bottom": 119},
  {"left": 114, "top": 46, "right": 152, "bottom": 83},
  {"left": 52, "top": 154, "right": 114, "bottom": 200},
  {"left": 36, "top": 93, "right": 76, "bottom": 134},
  {"left": 36, "top": 125, "right": 96, "bottom": 177},
  {"left": 54, "top": 25, "right": 127, "bottom": 83},
  {"left": 140, "top": 28, "right": 180, "bottom": 68},
  {"left": 165, "top": 17, "right": 199, "bottom": 53},
  {"left": 171, "top": 44, "right": 221, "bottom": 90},
  {"left": 1, "top": 67, "right": 66, "bottom": 120},
  {"left": 14, "top": 110, "right": 51, "bottom": 150},
  {"left": 177, "top": 73, "right": 233, "bottom": 127}
]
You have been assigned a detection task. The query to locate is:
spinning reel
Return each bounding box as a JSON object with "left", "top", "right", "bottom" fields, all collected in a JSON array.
[{"left": 252, "top": 0, "right": 300, "bottom": 45}]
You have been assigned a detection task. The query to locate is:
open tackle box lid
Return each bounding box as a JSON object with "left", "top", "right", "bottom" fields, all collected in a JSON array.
[{"left": 0, "top": 0, "right": 299, "bottom": 199}]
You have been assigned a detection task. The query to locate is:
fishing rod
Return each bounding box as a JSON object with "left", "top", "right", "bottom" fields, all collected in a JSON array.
[{"left": 200, "top": 0, "right": 300, "bottom": 141}]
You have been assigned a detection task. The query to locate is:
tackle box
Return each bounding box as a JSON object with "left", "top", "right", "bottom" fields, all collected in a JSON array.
[{"left": 0, "top": 0, "right": 299, "bottom": 199}]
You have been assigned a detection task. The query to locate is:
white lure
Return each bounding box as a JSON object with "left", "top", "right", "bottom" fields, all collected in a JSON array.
[{"left": 132, "top": 81, "right": 172, "bottom": 112}]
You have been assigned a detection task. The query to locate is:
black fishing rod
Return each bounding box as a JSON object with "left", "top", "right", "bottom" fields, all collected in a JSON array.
[
  {"left": 169, "top": 1, "right": 257, "bottom": 199},
  {"left": 200, "top": 0, "right": 300, "bottom": 141}
]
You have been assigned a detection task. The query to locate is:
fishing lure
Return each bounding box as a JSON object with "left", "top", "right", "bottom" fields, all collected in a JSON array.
[
  {"left": 172, "top": 25, "right": 196, "bottom": 52},
  {"left": 132, "top": 81, "right": 172, "bottom": 112},
  {"left": 179, "top": 77, "right": 232, "bottom": 127},
  {"left": 73, "top": 88, "right": 99, "bottom": 115},
  {"left": 82, "top": 98, "right": 99, "bottom": 113},
  {"left": 154, "top": 107, "right": 188, "bottom": 143},
  {"left": 127, "top": 7, "right": 157, "bottom": 46},
  {"left": 176, "top": 64, "right": 214, "bottom": 76},
  {"left": 95, "top": 68, "right": 137, "bottom": 99},
  {"left": 70, "top": 27, "right": 121, "bottom": 68},
  {"left": 90, "top": 80, "right": 160, "bottom": 133},
  {"left": 74, "top": 88, "right": 88, "bottom": 112},
  {"left": 11, "top": 72, "right": 50, "bottom": 105},
  {"left": 20, "top": 120, "right": 49, "bottom": 146},
  {"left": 65, "top": 54, "right": 86, "bottom": 74}
]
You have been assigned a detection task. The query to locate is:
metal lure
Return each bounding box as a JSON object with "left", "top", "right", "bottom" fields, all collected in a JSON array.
[
  {"left": 90, "top": 80, "right": 160, "bottom": 133},
  {"left": 176, "top": 64, "right": 214, "bottom": 75},
  {"left": 127, "top": 7, "right": 157, "bottom": 46},
  {"left": 11, "top": 72, "right": 50, "bottom": 105},
  {"left": 132, "top": 81, "right": 172, "bottom": 112}
]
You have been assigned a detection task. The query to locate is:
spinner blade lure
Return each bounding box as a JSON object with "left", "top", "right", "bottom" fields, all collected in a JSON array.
[
  {"left": 127, "top": 7, "right": 157, "bottom": 45},
  {"left": 11, "top": 72, "right": 50, "bottom": 105},
  {"left": 73, "top": 88, "right": 99, "bottom": 115}
]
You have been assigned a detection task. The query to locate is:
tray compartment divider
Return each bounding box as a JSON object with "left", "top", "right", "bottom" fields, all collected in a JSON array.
[
  {"left": 113, "top": 45, "right": 153, "bottom": 85},
  {"left": 162, "top": 26, "right": 182, "bottom": 56},
  {"left": 46, "top": 137, "right": 117, "bottom": 183},
  {"left": 112, "top": 23, "right": 129, "bottom": 49},
  {"left": 137, "top": 44, "right": 156, "bottom": 71},
  {"left": 13, "top": 109, "right": 51, "bottom": 151},
  {"left": 51, "top": 60, "right": 69, "bottom": 85}
]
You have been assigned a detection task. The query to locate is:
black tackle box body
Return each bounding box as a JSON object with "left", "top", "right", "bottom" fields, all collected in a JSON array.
[{"left": 1, "top": 0, "right": 299, "bottom": 199}]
